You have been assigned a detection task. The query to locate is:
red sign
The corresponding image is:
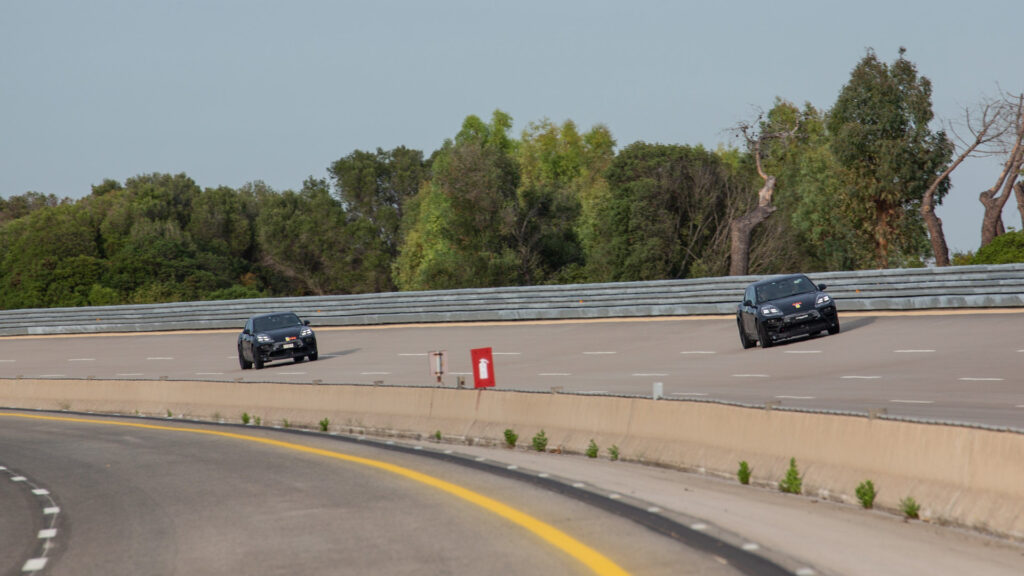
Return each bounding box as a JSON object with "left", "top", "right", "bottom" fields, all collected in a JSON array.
[{"left": 470, "top": 347, "right": 495, "bottom": 388}]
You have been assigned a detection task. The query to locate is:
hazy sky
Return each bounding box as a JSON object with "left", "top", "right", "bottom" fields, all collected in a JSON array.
[{"left": 2, "top": 0, "right": 1021, "bottom": 255}]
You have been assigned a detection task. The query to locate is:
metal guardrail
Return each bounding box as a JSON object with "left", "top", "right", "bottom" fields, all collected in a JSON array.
[{"left": 0, "top": 264, "right": 1021, "bottom": 336}]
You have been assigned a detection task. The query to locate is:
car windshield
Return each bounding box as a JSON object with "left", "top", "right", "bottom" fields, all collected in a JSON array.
[
  {"left": 756, "top": 276, "right": 816, "bottom": 304},
  {"left": 253, "top": 313, "right": 301, "bottom": 333}
]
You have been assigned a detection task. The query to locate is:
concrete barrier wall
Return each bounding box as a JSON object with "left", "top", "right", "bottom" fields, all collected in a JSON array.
[{"left": 3, "top": 378, "right": 1021, "bottom": 540}]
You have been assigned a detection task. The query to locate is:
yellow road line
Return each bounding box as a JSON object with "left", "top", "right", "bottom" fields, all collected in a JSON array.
[{"left": 0, "top": 411, "right": 630, "bottom": 576}]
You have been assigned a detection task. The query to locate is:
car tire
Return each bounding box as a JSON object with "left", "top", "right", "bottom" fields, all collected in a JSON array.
[
  {"left": 238, "top": 346, "right": 252, "bottom": 370},
  {"left": 308, "top": 349, "right": 318, "bottom": 362},
  {"left": 738, "top": 319, "right": 756, "bottom": 349},
  {"left": 254, "top": 353, "right": 264, "bottom": 370},
  {"left": 757, "top": 321, "right": 774, "bottom": 348},
  {"left": 828, "top": 317, "right": 841, "bottom": 335}
]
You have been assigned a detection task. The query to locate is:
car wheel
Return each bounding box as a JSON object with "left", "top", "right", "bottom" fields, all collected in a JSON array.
[
  {"left": 308, "top": 350, "right": 318, "bottom": 362},
  {"left": 254, "top": 353, "right": 264, "bottom": 370},
  {"left": 737, "top": 319, "right": 755, "bottom": 349},
  {"left": 238, "top": 346, "right": 252, "bottom": 370},
  {"left": 757, "top": 321, "right": 774, "bottom": 348},
  {"left": 293, "top": 356, "right": 305, "bottom": 363},
  {"left": 828, "top": 317, "right": 841, "bottom": 335}
]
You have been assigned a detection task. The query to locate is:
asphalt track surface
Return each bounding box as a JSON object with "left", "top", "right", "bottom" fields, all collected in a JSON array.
[
  {"left": 0, "top": 411, "right": 759, "bottom": 576},
  {"left": 0, "top": 311, "right": 1022, "bottom": 429}
]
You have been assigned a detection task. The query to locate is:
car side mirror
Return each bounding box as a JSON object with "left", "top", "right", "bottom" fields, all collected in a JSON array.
[
  {"left": 817, "top": 283, "right": 827, "bottom": 290},
  {"left": 242, "top": 328, "right": 250, "bottom": 335},
  {"left": 304, "top": 320, "right": 310, "bottom": 326},
  {"left": 743, "top": 299, "right": 753, "bottom": 307}
]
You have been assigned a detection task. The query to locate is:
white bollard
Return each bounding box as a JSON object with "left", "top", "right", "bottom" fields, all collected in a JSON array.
[{"left": 653, "top": 381, "right": 663, "bottom": 400}]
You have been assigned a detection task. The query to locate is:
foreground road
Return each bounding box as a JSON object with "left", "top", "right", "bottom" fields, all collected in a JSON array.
[
  {"left": 1, "top": 312, "right": 1022, "bottom": 429},
  {"left": 0, "top": 411, "right": 751, "bottom": 576}
]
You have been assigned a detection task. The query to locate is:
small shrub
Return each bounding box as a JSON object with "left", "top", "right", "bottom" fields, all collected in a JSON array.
[
  {"left": 531, "top": 429, "right": 548, "bottom": 452},
  {"left": 319, "top": 417, "right": 330, "bottom": 432},
  {"left": 901, "top": 496, "right": 920, "bottom": 519},
  {"left": 434, "top": 430, "right": 442, "bottom": 441},
  {"left": 607, "top": 445, "right": 620, "bottom": 461},
  {"left": 241, "top": 412, "right": 251, "bottom": 425},
  {"left": 778, "top": 458, "right": 803, "bottom": 494},
  {"left": 586, "top": 439, "right": 599, "bottom": 458},
  {"left": 254, "top": 416, "right": 261, "bottom": 427},
  {"left": 282, "top": 418, "right": 291, "bottom": 428},
  {"left": 856, "top": 480, "right": 877, "bottom": 509},
  {"left": 166, "top": 409, "right": 173, "bottom": 418},
  {"left": 503, "top": 428, "right": 518, "bottom": 448},
  {"left": 737, "top": 461, "right": 752, "bottom": 485}
]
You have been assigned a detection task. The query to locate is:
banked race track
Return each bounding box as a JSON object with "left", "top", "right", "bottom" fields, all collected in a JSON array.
[{"left": 2, "top": 267, "right": 1024, "bottom": 575}]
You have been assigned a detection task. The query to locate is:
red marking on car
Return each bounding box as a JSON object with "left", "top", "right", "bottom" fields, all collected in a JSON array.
[
  {"left": 286, "top": 336, "right": 297, "bottom": 341},
  {"left": 793, "top": 302, "right": 802, "bottom": 309}
]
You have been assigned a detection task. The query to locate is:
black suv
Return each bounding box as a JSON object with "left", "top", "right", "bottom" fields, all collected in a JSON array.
[
  {"left": 737, "top": 274, "right": 839, "bottom": 349},
  {"left": 238, "top": 312, "right": 318, "bottom": 369}
]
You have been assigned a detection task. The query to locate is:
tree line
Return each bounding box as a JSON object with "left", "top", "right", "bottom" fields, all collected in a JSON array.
[{"left": 2, "top": 49, "right": 1022, "bottom": 310}]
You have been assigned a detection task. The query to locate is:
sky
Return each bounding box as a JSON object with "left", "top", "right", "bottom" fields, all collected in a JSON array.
[{"left": 2, "top": 0, "right": 1021, "bottom": 256}]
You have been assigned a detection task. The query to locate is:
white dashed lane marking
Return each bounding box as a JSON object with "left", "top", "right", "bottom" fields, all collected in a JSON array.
[
  {"left": 0, "top": 359, "right": 14, "bottom": 362},
  {"left": 37, "top": 529, "right": 57, "bottom": 539},
  {"left": 842, "top": 375, "right": 881, "bottom": 379},
  {"left": 583, "top": 351, "right": 617, "bottom": 355},
  {"left": 67, "top": 358, "right": 95, "bottom": 362},
  {"left": 776, "top": 395, "right": 815, "bottom": 400},
  {"left": 733, "top": 374, "right": 770, "bottom": 378},
  {"left": 146, "top": 357, "right": 174, "bottom": 360},
  {"left": 959, "top": 377, "right": 1004, "bottom": 382},
  {"left": 632, "top": 373, "right": 669, "bottom": 377},
  {"left": 891, "top": 399, "right": 934, "bottom": 404},
  {"left": 894, "top": 349, "right": 935, "bottom": 353},
  {"left": 680, "top": 351, "right": 716, "bottom": 355},
  {"left": 23, "top": 558, "right": 47, "bottom": 572}
]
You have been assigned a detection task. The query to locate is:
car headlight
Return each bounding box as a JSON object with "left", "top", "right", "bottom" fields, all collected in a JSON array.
[
  {"left": 760, "top": 305, "right": 781, "bottom": 315},
  {"left": 816, "top": 294, "right": 831, "bottom": 305},
  {"left": 300, "top": 327, "right": 313, "bottom": 337},
  {"left": 256, "top": 334, "right": 272, "bottom": 343}
]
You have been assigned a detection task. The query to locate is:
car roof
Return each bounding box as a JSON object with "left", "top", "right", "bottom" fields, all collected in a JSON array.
[
  {"left": 749, "top": 273, "right": 812, "bottom": 287},
  {"left": 249, "top": 312, "right": 299, "bottom": 320}
]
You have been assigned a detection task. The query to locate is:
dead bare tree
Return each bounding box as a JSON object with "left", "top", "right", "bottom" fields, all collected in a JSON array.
[
  {"left": 979, "top": 92, "right": 1024, "bottom": 248},
  {"left": 922, "top": 96, "right": 1013, "bottom": 265},
  {"left": 729, "top": 117, "right": 797, "bottom": 276}
]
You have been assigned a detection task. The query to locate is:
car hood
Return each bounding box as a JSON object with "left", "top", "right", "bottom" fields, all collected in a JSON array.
[
  {"left": 770, "top": 293, "right": 818, "bottom": 313},
  {"left": 258, "top": 326, "right": 306, "bottom": 341}
]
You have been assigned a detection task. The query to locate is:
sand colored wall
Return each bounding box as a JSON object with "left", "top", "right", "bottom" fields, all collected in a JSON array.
[{"left": 2, "top": 378, "right": 1021, "bottom": 539}]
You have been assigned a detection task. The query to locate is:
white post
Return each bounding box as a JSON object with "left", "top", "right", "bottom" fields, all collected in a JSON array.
[{"left": 653, "top": 382, "right": 663, "bottom": 400}]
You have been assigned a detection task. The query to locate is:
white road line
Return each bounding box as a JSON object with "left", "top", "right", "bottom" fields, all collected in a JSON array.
[
  {"left": 11, "top": 476, "right": 27, "bottom": 482},
  {"left": 742, "top": 543, "right": 760, "bottom": 552},
  {"left": 690, "top": 523, "right": 708, "bottom": 531},
  {"left": 632, "top": 373, "right": 669, "bottom": 377},
  {"left": 583, "top": 351, "right": 617, "bottom": 355},
  {"left": 67, "top": 358, "right": 95, "bottom": 362},
  {"left": 841, "top": 375, "right": 881, "bottom": 379},
  {"left": 0, "top": 359, "right": 14, "bottom": 362},
  {"left": 784, "top": 350, "right": 821, "bottom": 354},
  {"left": 360, "top": 371, "right": 391, "bottom": 375},
  {"left": 578, "top": 390, "right": 609, "bottom": 395},
  {"left": 43, "top": 507, "right": 60, "bottom": 515},
  {"left": 37, "top": 529, "right": 57, "bottom": 539},
  {"left": 32, "top": 488, "right": 50, "bottom": 496},
  {"left": 538, "top": 373, "right": 571, "bottom": 376},
  {"left": 147, "top": 357, "right": 174, "bottom": 360},
  {"left": 733, "top": 374, "right": 770, "bottom": 378},
  {"left": 894, "top": 349, "right": 935, "bottom": 353},
  {"left": 671, "top": 392, "right": 708, "bottom": 396},
  {"left": 776, "top": 395, "right": 815, "bottom": 400},
  {"left": 959, "top": 377, "right": 1004, "bottom": 382},
  {"left": 891, "top": 399, "right": 934, "bottom": 404},
  {"left": 23, "top": 558, "right": 47, "bottom": 571},
  {"left": 680, "top": 351, "right": 716, "bottom": 355}
]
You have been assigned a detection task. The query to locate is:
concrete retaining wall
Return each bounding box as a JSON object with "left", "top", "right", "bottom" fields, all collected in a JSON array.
[{"left": 3, "top": 378, "right": 1021, "bottom": 540}]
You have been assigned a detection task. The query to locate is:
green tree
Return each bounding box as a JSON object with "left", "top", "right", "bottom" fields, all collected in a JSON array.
[
  {"left": 394, "top": 111, "right": 520, "bottom": 290},
  {"left": 328, "top": 146, "right": 430, "bottom": 291},
  {"left": 827, "top": 48, "right": 952, "bottom": 268},
  {"left": 582, "top": 142, "right": 751, "bottom": 281},
  {"left": 514, "top": 119, "right": 615, "bottom": 284}
]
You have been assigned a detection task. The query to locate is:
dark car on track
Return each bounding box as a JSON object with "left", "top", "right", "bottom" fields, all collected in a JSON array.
[
  {"left": 238, "top": 312, "right": 318, "bottom": 369},
  {"left": 737, "top": 274, "right": 839, "bottom": 349}
]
